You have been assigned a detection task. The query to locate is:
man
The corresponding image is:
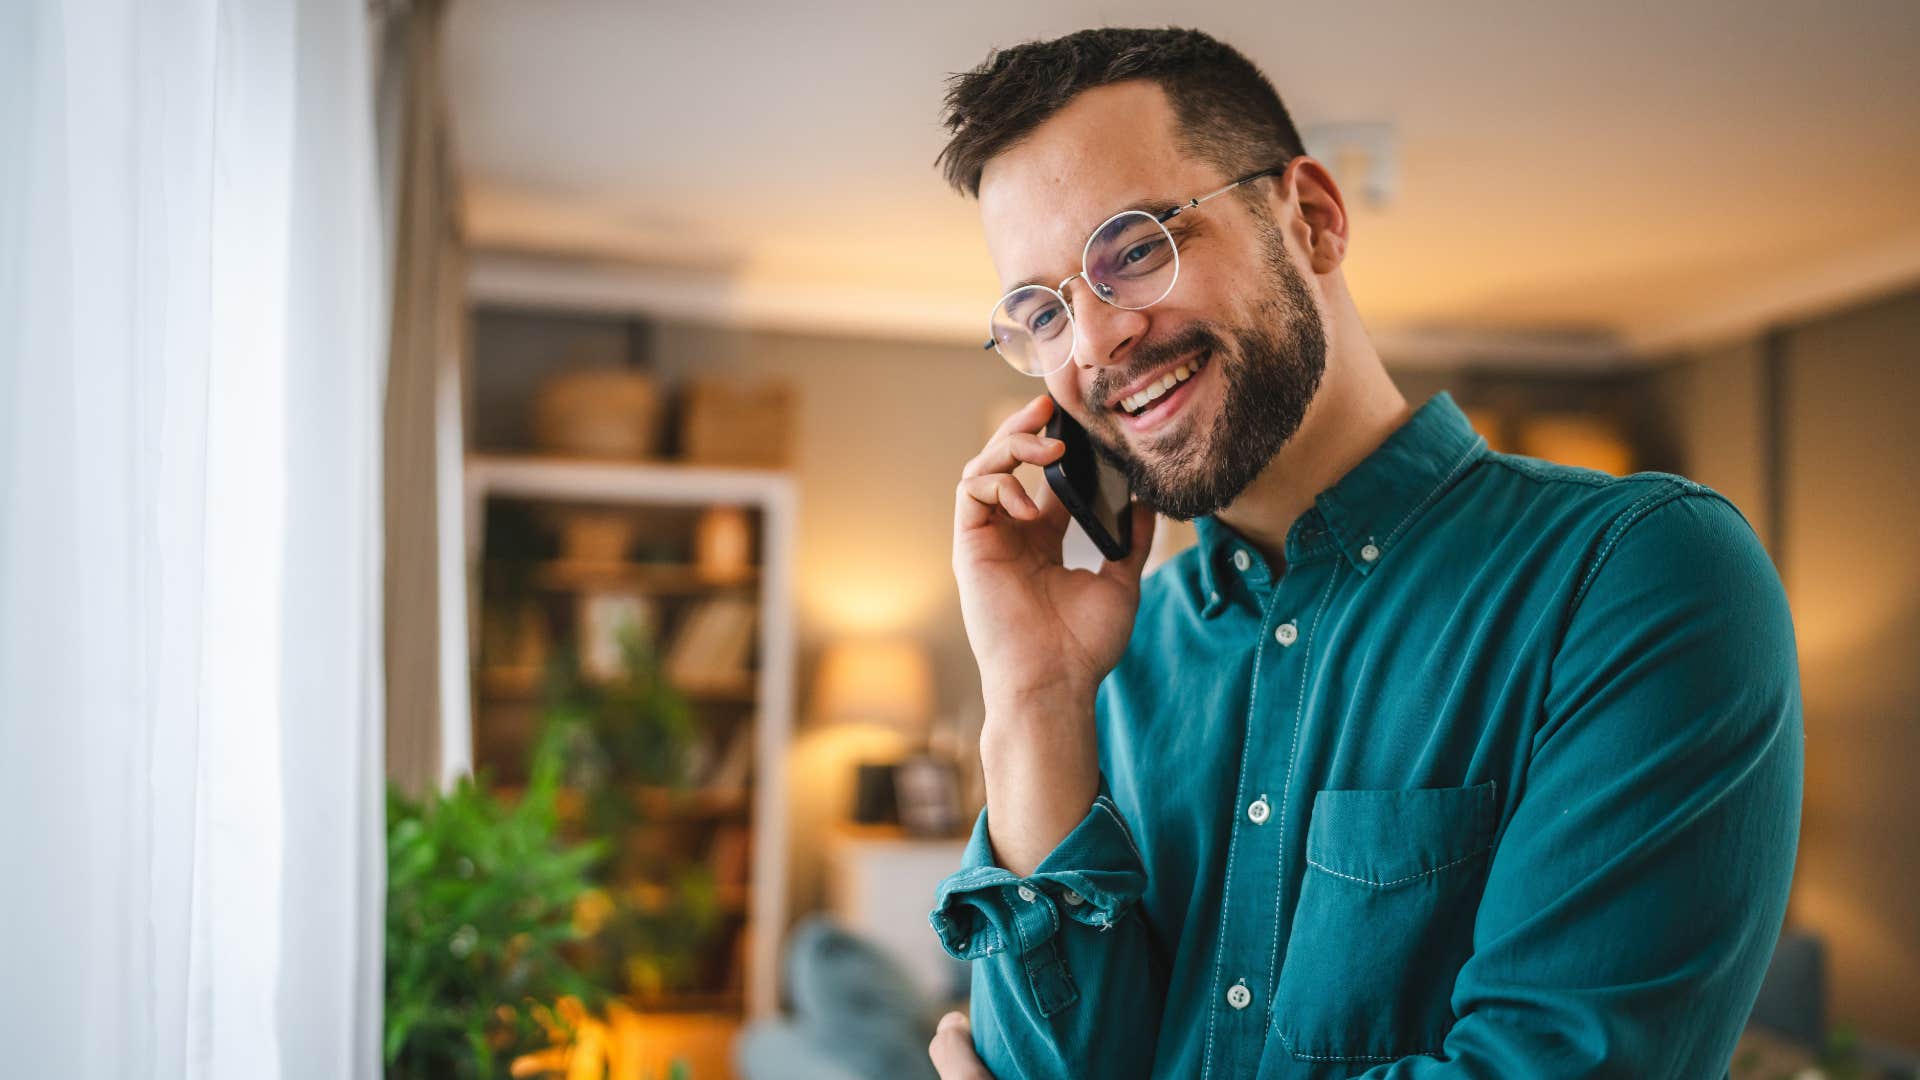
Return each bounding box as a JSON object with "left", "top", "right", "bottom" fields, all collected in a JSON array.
[{"left": 926, "top": 27, "right": 1802, "bottom": 1080}]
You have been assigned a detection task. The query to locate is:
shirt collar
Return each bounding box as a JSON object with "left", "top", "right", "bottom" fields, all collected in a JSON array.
[{"left": 1193, "top": 391, "right": 1486, "bottom": 610}]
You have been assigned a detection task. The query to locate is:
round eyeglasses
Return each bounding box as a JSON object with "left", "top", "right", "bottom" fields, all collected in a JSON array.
[{"left": 983, "top": 162, "right": 1292, "bottom": 376}]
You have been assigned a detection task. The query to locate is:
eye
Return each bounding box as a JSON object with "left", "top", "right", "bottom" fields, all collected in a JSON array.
[
  {"left": 1121, "top": 239, "right": 1161, "bottom": 265},
  {"left": 1029, "top": 306, "right": 1059, "bottom": 333}
]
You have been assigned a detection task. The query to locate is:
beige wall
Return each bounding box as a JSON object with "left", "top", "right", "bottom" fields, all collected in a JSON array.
[
  {"left": 1659, "top": 286, "right": 1920, "bottom": 1047},
  {"left": 648, "top": 321, "right": 1029, "bottom": 725},
  {"left": 1650, "top": 337, "right": 1773, "bottom": 552}
]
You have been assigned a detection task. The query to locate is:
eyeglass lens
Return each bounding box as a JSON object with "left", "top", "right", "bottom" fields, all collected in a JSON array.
[{"left": 989, "top": 210, "right": 1180, "bottom": 376}]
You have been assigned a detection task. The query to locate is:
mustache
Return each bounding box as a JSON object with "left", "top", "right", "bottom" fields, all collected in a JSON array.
[{"left": 1084, "top": 324, "right": 1224, "bottom": 412}]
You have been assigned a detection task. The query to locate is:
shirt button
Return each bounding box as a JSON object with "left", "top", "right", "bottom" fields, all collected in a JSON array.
[
  {"left": 1247, "top": 796, "right": 1271, "bottom": 824},
  {"left": 1360, "top": 542, "right": 1381, "bottom": 563},
  {"left": 1232, "top": 549, "right": 1252, "bottom": 572},
  {"left": 1273, "top": 621, "right": 1298, "bottom": 646},
  {"left": 1017, "top": 885, "right": 1037, "bottom": 903},
  {"left": 1226, "top": 982, "right": 1252, "bottom": 1010},
  {"left": 1062, "top": 889, "right": 1084, "bottom": 906}
]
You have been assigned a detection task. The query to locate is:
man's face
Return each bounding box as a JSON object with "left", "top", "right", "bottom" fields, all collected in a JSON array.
[{"left": 978, "top": 80, "right": 1327, "bottom": 520}]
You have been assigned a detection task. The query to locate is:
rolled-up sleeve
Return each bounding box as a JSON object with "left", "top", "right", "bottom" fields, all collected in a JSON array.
[{"left": 929, "top": 788, "right": 1164, "bottom": 1077}]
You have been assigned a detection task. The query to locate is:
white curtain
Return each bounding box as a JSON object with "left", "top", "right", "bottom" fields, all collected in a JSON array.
[{"left": 0, "top": 1, "right": 385, "bottom": 1077}]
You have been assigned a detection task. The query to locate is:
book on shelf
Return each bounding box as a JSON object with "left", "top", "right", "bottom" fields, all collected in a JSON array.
[{"left": 664, "top": 596, "right": 757, "bottom": 692}]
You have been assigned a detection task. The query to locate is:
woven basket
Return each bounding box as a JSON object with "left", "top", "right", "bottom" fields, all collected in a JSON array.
[
  {"left": 531, "top": 369, "right": 662, "bottom": 460},
  {"left": 680, "top": 378, "right": 792, "bottom": 467}
]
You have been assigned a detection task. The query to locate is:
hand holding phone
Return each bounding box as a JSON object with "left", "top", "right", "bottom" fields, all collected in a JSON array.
[
  {"left": 1043, "top": 398, "right": 1133, "bottom": 561},
  {"left": 951, "top": 392, "right": 1157, "bottom": 874}
]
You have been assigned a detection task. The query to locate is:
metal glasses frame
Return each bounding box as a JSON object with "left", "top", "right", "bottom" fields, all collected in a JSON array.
[{"left": 980, "top": 160, "right": 1295, "bottom": 370}]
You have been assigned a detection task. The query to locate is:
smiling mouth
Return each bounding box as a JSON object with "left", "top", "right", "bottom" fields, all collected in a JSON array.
[{"left": 1116, "top": 350, "right": 1210, "bottom": 418}]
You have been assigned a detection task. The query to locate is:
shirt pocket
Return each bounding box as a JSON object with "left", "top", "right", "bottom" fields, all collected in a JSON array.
[{"left": 1271, "top": 781, "right": 1497, "bottom": 1063}]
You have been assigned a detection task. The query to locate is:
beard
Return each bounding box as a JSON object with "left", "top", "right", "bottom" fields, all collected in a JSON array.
[{"left": 1083, "top": 226, "right": 1328, "bottom": 521}]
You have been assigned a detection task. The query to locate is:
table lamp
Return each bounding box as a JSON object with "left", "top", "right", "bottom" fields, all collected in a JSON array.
[{"left": 811, "top": 639, "right": 934, "bottom": 826}]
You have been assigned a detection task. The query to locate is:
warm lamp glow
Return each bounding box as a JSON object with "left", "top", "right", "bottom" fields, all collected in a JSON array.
[{"left": 811, "top": 638, "right": 934, "bottom": 732}]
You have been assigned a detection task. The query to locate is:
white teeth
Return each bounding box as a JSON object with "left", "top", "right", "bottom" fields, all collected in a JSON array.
[{"left": 1118, "top": 353, "right": 1208, "bottom": 416}]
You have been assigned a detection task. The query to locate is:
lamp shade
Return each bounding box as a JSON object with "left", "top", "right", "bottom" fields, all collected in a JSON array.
[{"left": 811, "top": 638, "right": 934, "bottom": 733}]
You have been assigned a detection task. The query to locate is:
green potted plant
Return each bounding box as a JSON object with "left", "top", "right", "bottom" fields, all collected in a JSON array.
[{"left": 384, "top": 724, "right": 605, "bottom": 1079}]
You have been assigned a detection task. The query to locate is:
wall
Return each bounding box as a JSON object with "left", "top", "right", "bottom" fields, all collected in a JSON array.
[
  {"left": 1657, "top": 286, "right": 1920, "bottom": 1047},
  {"left": 646, "top": 321, "right": 1028, "bottom": 724}
]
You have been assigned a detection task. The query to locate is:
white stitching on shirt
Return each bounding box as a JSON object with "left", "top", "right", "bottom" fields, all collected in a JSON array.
[
  {"left": 1202, "top": 578, "right": 1288, "bottom": 1080},
  {"left": 1264, "top": 562, "right": 1343, "bottom": 1013},
  {"left": 1383, "top": 435, "right": 1485, "bottom": 549},
  {"left": 1304, "top": 844, "right": 1490, "bottom": 889},
  {"left": 1575, "top": 485, "right": 1683, "bottom": 601},
  {"left": 1092, "top": 795, "right": 1146, "bottom": 867}
]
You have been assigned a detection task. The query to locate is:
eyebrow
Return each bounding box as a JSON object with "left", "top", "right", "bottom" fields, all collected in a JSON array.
[{"left": 1002, "top": 193, "right": 1187, "bottom": 292}]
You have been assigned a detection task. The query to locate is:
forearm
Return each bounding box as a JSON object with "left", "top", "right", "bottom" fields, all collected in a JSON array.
[{"left": 979, "top": 687, "right": 1098, "bottom": 877}]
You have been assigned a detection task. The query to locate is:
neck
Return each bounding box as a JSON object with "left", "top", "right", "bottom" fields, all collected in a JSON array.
[{"left": 1215, "top": 283, "right": 1411, "bottom": 567}]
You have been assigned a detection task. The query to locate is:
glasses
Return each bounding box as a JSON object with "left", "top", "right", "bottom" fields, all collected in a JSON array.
[{"left": 982, "top": 161, "right": 1293, "bottom": 376}]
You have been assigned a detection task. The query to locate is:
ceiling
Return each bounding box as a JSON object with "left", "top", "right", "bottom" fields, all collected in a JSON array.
[{"left": 446, "top": 0, "right": 1920, "bottom": 361}]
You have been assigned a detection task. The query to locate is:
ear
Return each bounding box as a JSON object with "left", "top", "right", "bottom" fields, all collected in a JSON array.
[{"left": 1275, "top": 157, "right": 1350, "bottom": 274}]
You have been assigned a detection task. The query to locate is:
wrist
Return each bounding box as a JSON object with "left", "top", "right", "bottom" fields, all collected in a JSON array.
[
  {"left": 981, "top": 676, "right": 1095, "bottom": 723},
  {"left": 978, "top": 687, "right": 1097, "bottom": 779}
]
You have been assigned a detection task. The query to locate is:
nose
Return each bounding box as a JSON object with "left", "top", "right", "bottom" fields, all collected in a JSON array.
[{"left": 1065, "top": 277, "right": 1148, "bottom": 370}]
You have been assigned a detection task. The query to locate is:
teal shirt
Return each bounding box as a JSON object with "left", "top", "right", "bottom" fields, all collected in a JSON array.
[{"left": 930, "top": 392, "right": 1802, "bottom": 1079}]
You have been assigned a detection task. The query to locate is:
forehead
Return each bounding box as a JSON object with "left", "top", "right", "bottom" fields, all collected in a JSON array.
[{"left": 977, "top": 81, "right": 1216, "bottom": 290}]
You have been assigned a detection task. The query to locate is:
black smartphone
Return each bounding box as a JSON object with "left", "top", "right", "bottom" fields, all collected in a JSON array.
[{"left": 1043, "top": 398, "right": 1133, "bottom": 561}]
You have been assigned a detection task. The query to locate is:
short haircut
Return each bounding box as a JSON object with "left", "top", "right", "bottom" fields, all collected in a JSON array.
[{"left": 937, "top": 27, "right": 1306, "bottom": 199}]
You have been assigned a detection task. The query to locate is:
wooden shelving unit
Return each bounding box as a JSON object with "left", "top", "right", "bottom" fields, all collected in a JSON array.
[{"left": 464, "top": 453, "right": 795, "bottom": 1024}]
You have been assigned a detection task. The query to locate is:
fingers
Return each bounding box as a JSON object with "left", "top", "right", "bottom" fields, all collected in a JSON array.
[
  {"left": 958, "top": 395, "right": 1068, "bottom": 533},
  {"left": 956, "top": 472, "right": 1040, "bottom": 531},
  {"left": 962, "top": 431, "right": 1065, "bottom": 480},
  {"left": 1098, "top": 501, "right": 1160, "bottom": 585},
  {"left": 929, "top": 1012, "right": 994, "bottom": 1080}
]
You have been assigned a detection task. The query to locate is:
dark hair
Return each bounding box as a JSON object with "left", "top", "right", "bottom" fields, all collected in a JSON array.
[{"left": 937, "top": 27, "right": 1306, "bottom": 198}]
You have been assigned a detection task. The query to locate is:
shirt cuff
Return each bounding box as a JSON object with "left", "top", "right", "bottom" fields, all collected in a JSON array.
[{"left": 926, "top": 793, "right": 1147, "bottom": 1012}]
